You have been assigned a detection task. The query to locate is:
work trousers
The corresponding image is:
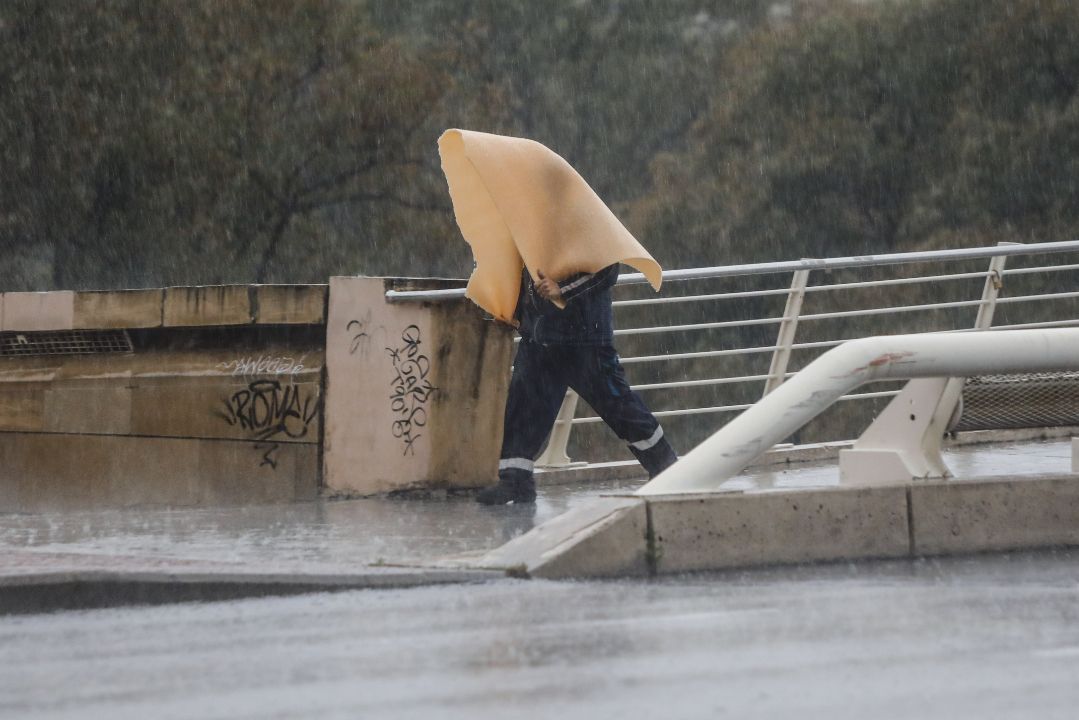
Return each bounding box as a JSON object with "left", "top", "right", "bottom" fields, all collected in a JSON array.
[{"left": 499, "top": 341, "right": 677, "bottom": 480}]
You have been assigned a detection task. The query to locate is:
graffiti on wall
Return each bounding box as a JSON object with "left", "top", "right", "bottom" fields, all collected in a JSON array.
[
  {"left": 347, "top": 310, "right": 373, "bottom": 356},
  {"left": 386, "top": 324, "right": 436, "bottom": 456},
  {"left": 216, "top": 379, "right": 319, "bottom": 469},
  {"left": 218, "top": 355, "right": 307, "bottom": 378}
]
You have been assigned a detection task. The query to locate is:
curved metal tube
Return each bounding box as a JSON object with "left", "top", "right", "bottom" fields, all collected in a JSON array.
[{"left": 638, "top": 328, "right": 1079, "bottom": 495}]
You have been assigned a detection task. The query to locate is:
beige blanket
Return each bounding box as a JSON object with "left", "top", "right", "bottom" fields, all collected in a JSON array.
[{"left": 438, "top": 129, "right": 663, "bottom": 322}]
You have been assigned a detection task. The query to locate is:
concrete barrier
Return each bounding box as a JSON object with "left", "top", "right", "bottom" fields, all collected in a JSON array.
[
  {"left": 0, "top": 285, "right": 327, "bottom": 511},
  {"left": 478, "top": 496, "right": 649, "bottom": 578},
  {"left": 323, "top": 277, "right": 514, "bottom": 495},
  {"left": 478, "top": 473, "right": 1079, "bottom": 579},
  {"left": 649, "top": 487, "right": 910, "bottom": 574},
  {"left": 910, "top": 475, "right": 1079, "bottom": 555},
  {"left": 1, "top": 279, "right": 514, "bottom": 510}
]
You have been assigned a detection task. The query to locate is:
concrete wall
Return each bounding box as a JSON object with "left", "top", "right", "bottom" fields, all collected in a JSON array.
[
  {"left": 1, "top": 279, "right": 516, "bottom": 509},
  {"left": 0, "top": 286, "right": 327, "bottom": 511},
  {"left": 323, "top": 277, "right": 514, "bottom": 495}
]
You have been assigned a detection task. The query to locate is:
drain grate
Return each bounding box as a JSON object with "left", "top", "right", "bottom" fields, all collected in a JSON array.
[{"left": 0, "top": 330, "right": 133, "bottom": 357}]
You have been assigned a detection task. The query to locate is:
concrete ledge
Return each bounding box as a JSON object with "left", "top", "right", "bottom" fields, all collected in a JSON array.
[
  {"left": 73, "top": 289, "right": 163, "bottom": 328},
  {"left": 1, "top": 291, "right": 74, "bottom": 331},
  {"left": 163, "top": 286, "right": 253, "bottom": 327},
  {"left": 649, "top": 487, "right": 910, "bottom": 574},
  {"left": 911, "top": 474, "right": 1079, "bottom": 556},
  {"left": 254, "top": 285, "right": 326, "bottom": 324},
  {"left": 0, "top": 568, "right": 500, "bottom": 615},
  {"left": 477, "top": 496, "right": 649, "bottom": 578}
]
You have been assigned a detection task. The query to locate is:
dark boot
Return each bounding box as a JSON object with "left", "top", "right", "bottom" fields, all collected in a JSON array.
[
  {"left": 630, "top": 437, "right": 678, "bottom": 479},
  {"left": 476, "top": 469, "right": 537, "bottom": 505}
]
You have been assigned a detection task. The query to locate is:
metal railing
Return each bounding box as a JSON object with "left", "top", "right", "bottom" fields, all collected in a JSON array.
[{"left": 387, "top": 240, "right": 1079, "bottom": 469}]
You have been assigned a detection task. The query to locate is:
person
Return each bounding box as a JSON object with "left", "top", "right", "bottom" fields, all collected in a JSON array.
[{"left": 477, "top": 263, "right": 678, "bottom": 505}]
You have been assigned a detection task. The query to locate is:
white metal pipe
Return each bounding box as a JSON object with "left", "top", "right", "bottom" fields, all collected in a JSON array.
[{"left": 637, "top": 328, "right": 1079, "bottom": 495}]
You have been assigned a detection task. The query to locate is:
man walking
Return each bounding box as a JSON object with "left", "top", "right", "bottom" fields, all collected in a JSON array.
[{"left": 477, "top": 265, "right": 677, "bottom": 504}]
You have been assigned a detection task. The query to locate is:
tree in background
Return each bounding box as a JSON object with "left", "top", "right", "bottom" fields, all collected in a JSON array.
[
  {"left": 2, "top": 0, "right": 1078, "bottom": 291},
  {"left": 631, "top": 0, "right": 1079, "bottom": 267},
  {"left": 0, "top": 0, "right": 446, "bottom": 290}
]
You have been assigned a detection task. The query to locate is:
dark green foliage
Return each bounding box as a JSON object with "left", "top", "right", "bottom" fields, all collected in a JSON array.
[{"left": 2, "top": 0, "right": 1077, "bottom": 295}]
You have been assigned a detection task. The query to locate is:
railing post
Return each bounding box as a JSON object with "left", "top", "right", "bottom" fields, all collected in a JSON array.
[
  {"left": 938, "top": 242, "right": 1014, "bottom": 429},
  {"left": 763, "top": 268, "right": 811, "bottom": 396},
  {"left": 839, "top": 244, "right": 1015, "bottom": 484},
  {"left": 974, "top": 243, "right": 1015, "bottom": 330},
  {"left": 535, "top": 390, "right": 581, "bottom": 468}
]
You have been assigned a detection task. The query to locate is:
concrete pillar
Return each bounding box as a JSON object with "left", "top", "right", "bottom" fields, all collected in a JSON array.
[{"left": 323, "top": 277, "right": 514, "bottom": 495}]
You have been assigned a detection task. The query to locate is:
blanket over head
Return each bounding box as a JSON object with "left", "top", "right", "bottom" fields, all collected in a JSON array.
[{"left": 437, "top": 129, "right": 662, "bottom": 322}]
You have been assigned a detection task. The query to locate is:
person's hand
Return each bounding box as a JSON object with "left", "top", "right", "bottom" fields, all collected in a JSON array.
[{"left": 535, "top": 269, "right": 562, "bottom": 303}]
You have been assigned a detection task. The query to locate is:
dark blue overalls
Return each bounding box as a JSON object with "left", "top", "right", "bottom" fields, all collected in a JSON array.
[{"left": 478, "top": 264, "right": 678, "bottom": 504}]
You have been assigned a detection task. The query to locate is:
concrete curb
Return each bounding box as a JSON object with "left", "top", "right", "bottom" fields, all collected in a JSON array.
[
  {"left": 0, "top": 568, "right": 501, "bottom": 615},
  {"left": 476, "top": 473, "right": 1079, "bottom": 579}
]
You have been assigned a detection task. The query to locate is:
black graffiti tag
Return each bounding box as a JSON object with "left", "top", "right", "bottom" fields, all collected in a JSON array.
[
  {"left": 386, "top": 324, "right": 436, "bottom": 456},
  {"left": 216, "top": 379, "right": 319, "bottom": 468}
]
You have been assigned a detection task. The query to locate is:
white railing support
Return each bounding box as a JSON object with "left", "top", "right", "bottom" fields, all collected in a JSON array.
[
  {"left": 764, "top": 268, "right": 810, "bottom": 396},
  {"left": 638, "top": 328, "right": 1079, "bottom": 495},
  {"left": 837, "top": 246, "right": 1015, "bottom": 485},
  {"left": 535, "top": 391, "right": 582, "bottom": 468}
]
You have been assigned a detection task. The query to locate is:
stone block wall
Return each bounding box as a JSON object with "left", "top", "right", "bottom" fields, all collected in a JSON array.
[
  {"left": 0, "top": 285, "right": 327, "bottom": 511},
  {"left": 0, "top": 279, "right": 515, "bottom": 510}
]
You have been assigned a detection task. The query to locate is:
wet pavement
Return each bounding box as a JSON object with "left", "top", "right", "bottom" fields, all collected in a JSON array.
[
  {"left": 0, "top": 438, "right": 1076, "bottom": 717},
  {"left": 1, "top": 550, "right": 1078, "bottom": 719},
  {"left": 0, "top": 438, "right": 1073, "bottom": 577}
]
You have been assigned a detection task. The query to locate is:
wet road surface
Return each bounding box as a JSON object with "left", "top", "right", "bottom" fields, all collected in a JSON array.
[{"left": 2, "top": 550, "right": 1078, "bottom": 719}]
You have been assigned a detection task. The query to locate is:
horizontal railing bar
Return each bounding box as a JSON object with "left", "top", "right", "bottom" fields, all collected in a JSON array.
[
  {"left": 996, "top": 290, "right": 1079, "bottom": 304},
  {"left": 630, "top": 374, "right": 772, "bottom": 391},
  {"left": 614, "top": 316, "right": 783, "bottom": 336},
  {"left": 571, "top": 403, "right": 754, "bottom": 423},
  {"left": 798, "top": 298, "right": 985, "bottom": 322},
  {"left": 385, "top": 239, "right": 1079, "bottom": 300},
  {"left": 804, "top": 270, "right": 989, "bottom": 292},
  {"left": 835, "top": 390, "right": 902, "bottom": 402},
  {"left": 613, "top": 287, "right": 793, "bottom": 307},
  {"left": 571, "top": 388, "right": 901, "bottom": 424},
  {"left": 620, "top": 345, "right": 779, "bottom": 364},
  {"left": 988, "top": 318, "right": 1079, "bottom": 331},
  {"left": 1001, "top": 263, "right": 1079, "bottom": 276},
  {"left": 614, "top": 239, "right": 1079, "bottom": 286}
]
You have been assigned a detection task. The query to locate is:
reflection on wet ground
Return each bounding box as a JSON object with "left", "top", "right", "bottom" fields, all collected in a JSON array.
[{"left": 0, "top": 439, "right": 1072, "bottom": 571}]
